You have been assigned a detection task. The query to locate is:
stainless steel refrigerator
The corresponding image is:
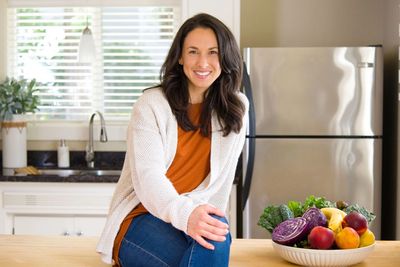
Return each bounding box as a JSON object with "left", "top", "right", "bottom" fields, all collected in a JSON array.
[{"left": 240, "top": 46, "right": 383, "bottom": 239}]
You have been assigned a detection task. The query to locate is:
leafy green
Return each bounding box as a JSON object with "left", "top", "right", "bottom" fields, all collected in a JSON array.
[
  {"left": 287, "top": 195, "right": 335, "bottom": 217},
  {"left": 258, "top": 204, "right": 294, "bottom": 233},
  {"left": 302, "top": 195, "right": 335, "bottom": 212},
  {"left": 279, "top": 204, "right": 294, "bottom": 221},
  {"left": 294, "top": 239, "right": 311, "bottom": 249},
  {"left": 0, "top": 77, "right": 40, "bottom": 121},
  {"left": 287, "top": 201, "right": 303, "bottom": 217}
]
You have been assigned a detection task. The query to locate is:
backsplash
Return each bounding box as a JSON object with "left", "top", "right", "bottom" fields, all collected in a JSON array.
[{"left": 0, "top": 151, "right": 125, "bottom": 170}]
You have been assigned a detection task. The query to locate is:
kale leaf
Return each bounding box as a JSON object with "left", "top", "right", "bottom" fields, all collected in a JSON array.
[{"left": 258, "top": 204, "right": 294, "bottom": 233}]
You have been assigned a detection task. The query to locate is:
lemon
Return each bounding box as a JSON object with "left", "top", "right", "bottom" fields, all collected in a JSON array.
[{"left": 359, "top": 229, "right": 375, "bottom": 247}]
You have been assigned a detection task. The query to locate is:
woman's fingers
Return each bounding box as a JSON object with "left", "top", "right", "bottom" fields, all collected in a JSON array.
[
  {"left": 204, "top": 204, "right": 225, "bottom": 217},
  {"left": 187, "top": 204, "right": 229, "bottom": 250},
  {"left": 193, "top": 234, "right": 215, "bottom": 250},
  {"left": 201, "top": 205, "right": 229, "bottom": 229}
]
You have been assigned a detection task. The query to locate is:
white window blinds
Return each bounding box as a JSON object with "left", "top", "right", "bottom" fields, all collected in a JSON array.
[{"left": 7, "top": 5, "right": 180, "bottom": 121}]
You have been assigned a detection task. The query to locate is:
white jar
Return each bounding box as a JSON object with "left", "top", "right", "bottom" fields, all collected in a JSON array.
[{"left": 57, "top": 139, "right": 70, "bottom": 168}]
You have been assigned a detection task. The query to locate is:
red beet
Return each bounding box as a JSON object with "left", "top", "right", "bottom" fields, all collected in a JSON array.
[{"left": 272, "top": 217, "right": 311, "bottom": 246}]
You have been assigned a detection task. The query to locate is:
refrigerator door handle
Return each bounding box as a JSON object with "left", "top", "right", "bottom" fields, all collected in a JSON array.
[{"left": 242, "top": 62, "right": 256, "bottom": 211}]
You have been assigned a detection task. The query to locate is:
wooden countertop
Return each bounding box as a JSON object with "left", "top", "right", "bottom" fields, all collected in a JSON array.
[{"left": 0, "top": 235, "right": 399, "bottom": 266}]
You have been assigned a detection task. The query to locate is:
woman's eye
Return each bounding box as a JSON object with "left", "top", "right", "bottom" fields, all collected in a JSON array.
[
  {"left": 188, "top": 50, "right": 197, "bottom": 54},
  {"left": 210, "top": 50, "right": 219, "bottom": 55}
]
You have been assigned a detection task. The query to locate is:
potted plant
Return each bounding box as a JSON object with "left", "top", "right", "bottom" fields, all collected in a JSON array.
[
  {"left": 0, "top": 77, "right": 40, "bottom": 121},
  {"left": 0, "top": 77, "right": 40, "bottom": 172}
]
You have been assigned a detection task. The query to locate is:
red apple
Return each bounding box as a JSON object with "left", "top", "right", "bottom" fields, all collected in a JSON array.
[
  {"left": 308, "top": 226, "right": 335, "bottom": 249},
  {"left": 342, "top": 211, "right": 368, "bottom": 235}
]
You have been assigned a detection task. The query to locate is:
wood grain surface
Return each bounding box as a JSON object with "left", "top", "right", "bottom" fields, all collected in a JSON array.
[{"left": 0, "top": 235, "right": 399, "bottom": 266}]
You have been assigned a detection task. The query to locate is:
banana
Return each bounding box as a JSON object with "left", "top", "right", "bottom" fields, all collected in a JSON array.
[
  {"left": 321, "top": 207, "right": 347, "bottom": 218},
  {"left": 321, "top": 207, "right": 347, "bottom": 233},
  {"left": 14, "top": 166, "right": 39, "bottom": 175}
]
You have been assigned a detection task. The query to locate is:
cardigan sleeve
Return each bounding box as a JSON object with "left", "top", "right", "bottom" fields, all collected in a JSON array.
[{"left": 126, "top": 92, "right": 200, "bottom": 233}]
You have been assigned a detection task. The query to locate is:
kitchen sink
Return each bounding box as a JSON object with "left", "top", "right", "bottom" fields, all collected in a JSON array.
[{"left": 38, "top": 169, "right": 121, "bottom": 177}]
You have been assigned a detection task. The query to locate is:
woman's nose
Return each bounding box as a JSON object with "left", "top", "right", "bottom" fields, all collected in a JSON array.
[{"left": 196, "top": 53, "right": 209, "bottom": 67}]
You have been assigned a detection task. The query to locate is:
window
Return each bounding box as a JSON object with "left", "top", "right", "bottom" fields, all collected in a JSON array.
[{"left": 7, "top": 4, "right": 180, "bottom": 121}]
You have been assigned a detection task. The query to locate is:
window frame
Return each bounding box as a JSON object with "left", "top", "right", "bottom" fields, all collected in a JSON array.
[{"left": 4, "top": 0, "right": 182, "bottom": 141}]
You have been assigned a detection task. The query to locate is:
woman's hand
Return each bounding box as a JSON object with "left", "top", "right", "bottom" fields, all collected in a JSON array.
[{"left": 187, "top": 204, "right": 229, "bottom": 250}]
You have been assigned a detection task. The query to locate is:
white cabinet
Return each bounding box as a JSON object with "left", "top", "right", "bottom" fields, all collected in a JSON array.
[
  {"left": 14, "top": 215, "right": 75, "bottom": 236},
  {"left": 0, "top": 181, "right": 237, "bottom": 237},
  {"left": 13, "top": 214, "right": 106, "bottom": 236},
  {"left": 0, "top": 182, "right": 115, "bottom": 237}
]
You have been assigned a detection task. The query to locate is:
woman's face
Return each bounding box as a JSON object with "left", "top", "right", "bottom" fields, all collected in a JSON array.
[{"left": 179, "top": 27, "right": 221, "bottom": 103}]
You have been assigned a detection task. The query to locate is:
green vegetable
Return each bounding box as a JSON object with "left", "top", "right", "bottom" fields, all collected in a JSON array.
[
  {"left": 302, "top": 195, "right": 335, "bottom": 212},
  {"left": 258, "top": 204, "right": 294, "bottom": 233},
  {"left": 287, "top": 195, "right": 335, "bottom": 217},
  {"left": 288, "top": 201, "right": 303, "bottom": 217},
  {"left": 279, "top": 204, "right": 294, "bottom": 221},
  {"left": 294, "top": 239, "right": 311, "bottom": 249}
]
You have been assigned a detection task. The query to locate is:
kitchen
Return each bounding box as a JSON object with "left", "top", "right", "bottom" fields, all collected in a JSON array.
[{"left": 0, "top": 0, "right": 399, "bottom": 266}]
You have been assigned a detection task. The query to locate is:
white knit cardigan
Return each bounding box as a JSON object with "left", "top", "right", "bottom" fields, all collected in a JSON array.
[{"left": 96, "top": 87, "right": 248, "bottom": 264}]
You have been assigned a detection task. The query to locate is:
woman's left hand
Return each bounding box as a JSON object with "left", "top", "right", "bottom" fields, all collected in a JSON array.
[{"left": 187, "top": 204, "right": 229, "bottom": 250}]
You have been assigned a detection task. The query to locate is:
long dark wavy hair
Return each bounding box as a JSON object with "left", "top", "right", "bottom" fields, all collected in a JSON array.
[{"left": 159, "top": 13, "right": 245, "bottom": 137}]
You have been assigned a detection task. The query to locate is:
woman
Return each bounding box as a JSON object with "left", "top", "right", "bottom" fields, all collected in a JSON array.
[{"left": 97, "top": 13, "right": 248, "bottom": 267}]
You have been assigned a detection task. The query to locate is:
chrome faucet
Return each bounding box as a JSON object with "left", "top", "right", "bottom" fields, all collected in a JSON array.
[{"left": 85, "top": 111, "right": 108, "bottom": 168}]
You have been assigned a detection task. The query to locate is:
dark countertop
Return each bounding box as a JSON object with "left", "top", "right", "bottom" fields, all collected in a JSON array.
[
  {"left": 0, "top": 150, "right": 123, "bottom": 183},
  {"left": 0, "top": 174, "right": 119, "bottom": 183}
]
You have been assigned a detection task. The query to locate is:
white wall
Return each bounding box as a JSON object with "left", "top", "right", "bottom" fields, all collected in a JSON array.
[{"left": 0, "top": 0, "right": 6, "bottom": 80}]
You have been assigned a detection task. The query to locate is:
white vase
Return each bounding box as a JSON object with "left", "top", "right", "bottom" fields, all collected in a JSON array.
[{"left": 2, "top": 114, "right": 27, "bottom": 171}]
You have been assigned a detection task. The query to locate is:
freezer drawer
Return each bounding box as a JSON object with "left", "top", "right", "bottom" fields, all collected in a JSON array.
[{"left": 242, "top": 137, "right": 381, "bottom": 239}]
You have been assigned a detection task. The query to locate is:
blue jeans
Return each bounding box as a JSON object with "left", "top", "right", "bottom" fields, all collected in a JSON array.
[{"left": 118, "top": 213, "right": 231, "bottom": 267}]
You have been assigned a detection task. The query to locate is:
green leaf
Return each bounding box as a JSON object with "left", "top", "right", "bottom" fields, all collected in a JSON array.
[
  {"left": 258, "top": 205, "right": 284, "bottom": 233},
  {"left": 0, "top": 76, "right": 40, "bottom": 121}
]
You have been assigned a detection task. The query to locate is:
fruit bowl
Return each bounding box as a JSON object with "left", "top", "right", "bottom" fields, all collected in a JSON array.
[{"left": 272, "top": 240, "right": 375, "bottom": 267}]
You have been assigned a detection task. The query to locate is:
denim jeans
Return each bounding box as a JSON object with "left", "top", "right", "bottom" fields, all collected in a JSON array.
[{"left": 118, "top": 213, "right": 231, "bottom": 267}]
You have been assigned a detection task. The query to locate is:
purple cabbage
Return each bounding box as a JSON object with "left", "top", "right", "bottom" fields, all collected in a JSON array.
[
  {"left": 272, "top": 217, "right": 311, "bottom": 246},
  {"left": 302, "top": 207, "right": 327, "bottom": 228}
]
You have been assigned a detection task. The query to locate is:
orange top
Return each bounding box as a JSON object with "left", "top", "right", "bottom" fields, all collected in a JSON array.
[{"left": 112, "top": 103, "right": 211, "bottom": 266}]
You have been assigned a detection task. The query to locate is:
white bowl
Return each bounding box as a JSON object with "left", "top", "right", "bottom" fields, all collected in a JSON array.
[{"left": 272, "top": 241, "right": 375, "bottom": 267}]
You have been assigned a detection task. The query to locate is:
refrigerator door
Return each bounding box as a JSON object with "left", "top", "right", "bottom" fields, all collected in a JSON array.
[
  {"left": 243, "top": 137, "right": 381, "bottom": 239},
  {"left": 243, "top": 47, "right": 383, "bottom": 136}
]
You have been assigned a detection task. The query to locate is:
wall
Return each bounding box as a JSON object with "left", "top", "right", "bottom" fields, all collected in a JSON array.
[
  {"left": 241, "top": 0, "right": 384, "bottom": 48},
  {"left": 0, "top": 0, "right": 5, "bottom": 80},
  {"left": 241, "top": 0, "right": 399, "bottom": 240}
]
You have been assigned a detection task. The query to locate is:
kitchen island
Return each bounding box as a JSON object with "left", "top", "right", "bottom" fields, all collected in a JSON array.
[{"left": 0, "top": 235, "right": 399, "bottom": 266}]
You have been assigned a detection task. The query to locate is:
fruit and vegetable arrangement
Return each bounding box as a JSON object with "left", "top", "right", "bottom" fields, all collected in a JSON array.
[{"left": 258, "top": 195, "right": 376, "bottom": 249}]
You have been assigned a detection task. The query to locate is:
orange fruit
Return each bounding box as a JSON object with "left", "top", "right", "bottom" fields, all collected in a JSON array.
[
  {"left": 335, "top": 227, "right": 360, "bottom": 249},
  {"left": 359, "top": 229, "right": 375, "bottom": 247}
]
